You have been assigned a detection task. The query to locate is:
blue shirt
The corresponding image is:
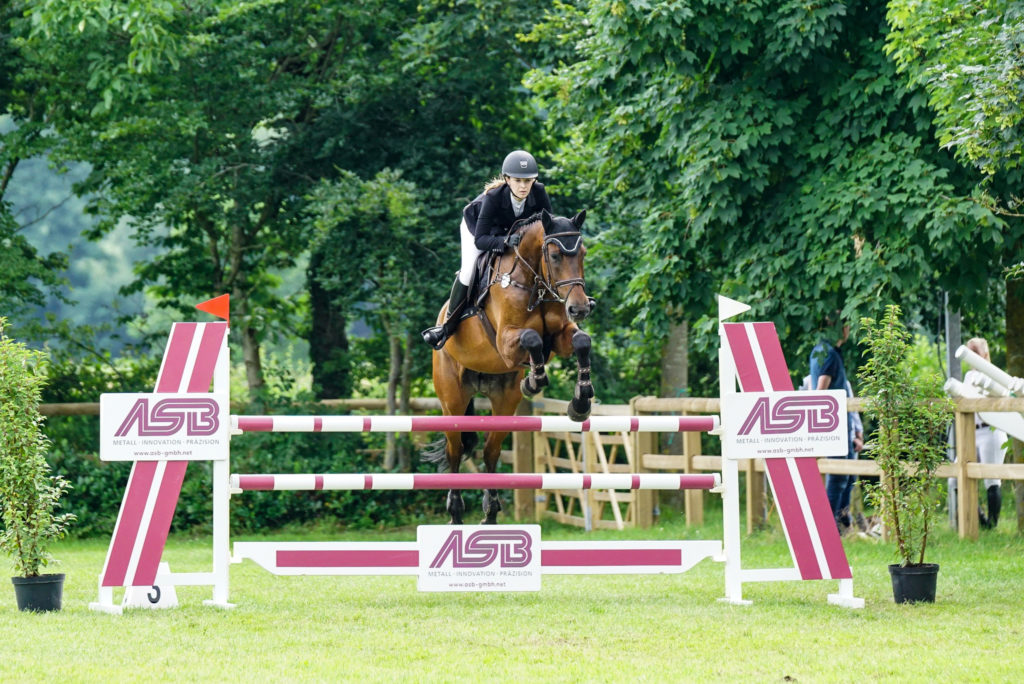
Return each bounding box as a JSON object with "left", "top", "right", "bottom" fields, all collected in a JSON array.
[
  {"left": 809, "top": 339, "right": 846, "bottom": 392},
  {"left": 810, "top": 339, "right": 854, "bottom": 453}
]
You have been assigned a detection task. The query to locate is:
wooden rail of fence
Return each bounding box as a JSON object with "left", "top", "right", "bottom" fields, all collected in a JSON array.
[{"left": 40, "top": 395, "right": 1023, "bottom": 539}]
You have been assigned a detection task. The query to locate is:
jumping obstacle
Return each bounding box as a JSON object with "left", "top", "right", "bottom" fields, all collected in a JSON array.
[{"left": 90, "top": 294, "right": 864, "bottom": 613}]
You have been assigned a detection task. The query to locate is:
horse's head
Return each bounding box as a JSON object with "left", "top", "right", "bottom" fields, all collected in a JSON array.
[{"left": 537, "top": 209, "right": 591, "bottom": 322}]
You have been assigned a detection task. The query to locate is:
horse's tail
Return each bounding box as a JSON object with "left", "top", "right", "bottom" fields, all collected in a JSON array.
[{"left": 420, "top": 399, "right": 478, "bottom": 472}]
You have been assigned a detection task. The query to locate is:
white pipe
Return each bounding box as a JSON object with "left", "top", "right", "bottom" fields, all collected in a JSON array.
[{"left": 955, "top": 345, "right": 1024, "bottom": 395}]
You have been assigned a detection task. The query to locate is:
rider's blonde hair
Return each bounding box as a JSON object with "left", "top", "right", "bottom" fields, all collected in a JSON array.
[{"left": 484, "top": 176, "right": 507, "bottom": 192}]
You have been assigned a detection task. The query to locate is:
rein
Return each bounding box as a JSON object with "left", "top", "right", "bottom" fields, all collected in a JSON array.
[{"left": 491, "top": 230, "right": 585, "bottom": 312}]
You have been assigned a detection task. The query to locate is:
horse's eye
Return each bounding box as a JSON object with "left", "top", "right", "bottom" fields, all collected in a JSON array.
[{"left": 551, "top": 251, "right": 562, "bottom": 262}]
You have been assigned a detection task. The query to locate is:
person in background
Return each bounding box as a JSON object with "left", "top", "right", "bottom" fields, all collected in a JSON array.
[
  {"left": 964, "top": 337, "right": 1006, "bottom": 529},
  {"left": 801, "top": 373, "right": 864, "bottom": 535},
  {"left": 809, "top": 315, "right": 856, "bottom": 533}
]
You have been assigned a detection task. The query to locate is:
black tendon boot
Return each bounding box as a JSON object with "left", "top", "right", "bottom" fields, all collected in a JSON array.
[
  {"left": 421, "top": 279, "right": 470, "bottom": 350},
  {"left": 987, "top": 484, "right": 1002, "bottom": 530}
]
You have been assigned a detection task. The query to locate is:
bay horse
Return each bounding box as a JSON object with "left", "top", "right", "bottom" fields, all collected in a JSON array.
[{"left": 427, "top": 209, "right": 594, "bottom": 524}]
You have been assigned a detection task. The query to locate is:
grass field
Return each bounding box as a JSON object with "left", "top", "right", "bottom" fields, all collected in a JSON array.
[{"left": 2, "top": 510, "right": 1023, "bottom": 683}]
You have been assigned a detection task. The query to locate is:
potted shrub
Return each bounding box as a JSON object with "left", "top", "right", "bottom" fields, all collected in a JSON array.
[
  {"left": 857, "top": 305, "right": 952, "bottom": 603},
  {"left": 0, "top": 319, "right": 75, "bottom": 611}
]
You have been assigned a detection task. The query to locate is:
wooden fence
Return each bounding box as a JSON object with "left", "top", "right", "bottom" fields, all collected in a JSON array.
[{"left": 40, "top": 395, "right": 1024, "bottom": 539}]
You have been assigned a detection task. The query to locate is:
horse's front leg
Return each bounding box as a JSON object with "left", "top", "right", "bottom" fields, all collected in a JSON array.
[
  {"left": 447, "top": 489, "right": 466, "bottom": 525},
  {"left": 549, "top": 326, "right": 592, "bottom": 422},
  {"left": 516, "top": 328, "right": 548, "bottom": 397}
]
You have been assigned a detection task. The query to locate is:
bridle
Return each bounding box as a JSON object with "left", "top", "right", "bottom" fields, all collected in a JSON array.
[{"left": 492, "top": 230, "right": 586, "bottom": 312}]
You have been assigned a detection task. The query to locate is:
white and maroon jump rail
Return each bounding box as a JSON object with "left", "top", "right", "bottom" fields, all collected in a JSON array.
[
  {"left": 230, "top": 472, "right": 721, "bottom": 492},
  {"left": 231, "top": 414, "right": 718, "bottom": 434}
]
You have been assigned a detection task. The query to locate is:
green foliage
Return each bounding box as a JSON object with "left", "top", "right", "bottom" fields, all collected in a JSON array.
[
  {"left": 886, "top": 0, "right": 1024, "bottom": 176},
  {"left": 0, "top": 319, "right": 75, "bottom": 576},
  {"left": 0, "top": 201, "right": 69, "bottom": 324},
  {"left": 307, "top": 169, "right": 444, "bottom": 368},
  {"left": 858, "top": 305, "right": 952, "bottom": 567},
  {"left": 526, "top": 0, "right": 1005, "bottom": 388}
]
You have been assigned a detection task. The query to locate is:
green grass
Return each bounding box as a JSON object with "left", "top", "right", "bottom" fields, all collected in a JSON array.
[{"left": 2, "top": 512, "right": 1024, "bottom": 683}]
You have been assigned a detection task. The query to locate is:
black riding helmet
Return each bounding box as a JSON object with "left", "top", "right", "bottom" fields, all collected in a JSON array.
[{"left": 501, "top": 150, "right": 539, "bottom": 179}]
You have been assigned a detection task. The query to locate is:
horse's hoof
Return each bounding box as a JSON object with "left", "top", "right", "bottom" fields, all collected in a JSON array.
[
  {"left": 520, "top": 377, "right": 539, "bottom": 397},
  {"left": 480, "top": 516, "right": 498, "bottom": 525},
  {"left": 567, "top": 400, "right": 591, "bottom": 423}
]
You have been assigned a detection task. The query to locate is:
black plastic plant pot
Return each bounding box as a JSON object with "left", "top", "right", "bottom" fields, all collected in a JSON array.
[
  {"left": 888, "top": 563, "right": 938, "bottom": 604},
  {"left": 11, "top": 573, "right": 65, "bottom": 612}
]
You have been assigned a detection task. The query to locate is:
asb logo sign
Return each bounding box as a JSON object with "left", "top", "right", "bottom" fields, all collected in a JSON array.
[
  {"left": 100, "top": 393, "right": 229, "bottom": 462},
  {"left": 115, "top": 397, "right": 221, "bottom": 437},
  {"left": 418, "top": 525, "right": 541, "bottom": 592},
  {"left": 737, "top": 395, "right": 840, "bottom": 435},
  {"left": 723, "top": 390, "right": 848, "bottom": 460},
  {"left": 429, "top": 529, "right": 533, "bottom": 568}
]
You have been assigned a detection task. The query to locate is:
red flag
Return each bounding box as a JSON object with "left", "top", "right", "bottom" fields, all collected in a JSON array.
[{"left": 195, "top": 294, "right": 230, "bottom": 322}]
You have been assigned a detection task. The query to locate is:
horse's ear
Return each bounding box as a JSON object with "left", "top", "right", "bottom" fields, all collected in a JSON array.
[
  {"left": 540, "top": 209, "right": 553, "bottom": 231},
  {"left": 572, "top": 210, "right": 586, "bottom": 230}
]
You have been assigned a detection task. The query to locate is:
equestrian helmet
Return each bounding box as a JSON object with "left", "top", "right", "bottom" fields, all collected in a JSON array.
[{"left": 501, "top": 150, "right": 539, "bottom": 179}]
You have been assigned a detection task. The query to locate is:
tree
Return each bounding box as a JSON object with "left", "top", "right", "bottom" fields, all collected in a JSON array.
[
  {"left": 0, "top": 2, "right": 69, "bottom": 328},
  {"left": 308, "top": 170, "right": 443, "bottom": 469},
  {"left": 20, "top": 0, "right": 410, "bottom": 394},
  {"left": 885, "top": 1, "right": 1024, "bottom": 177},
  {"left": 527, "top": 1, "right": 1005, "bottom": 395},
  {"left": 20, "top": 0, "right": 557, "bottom": 399}
]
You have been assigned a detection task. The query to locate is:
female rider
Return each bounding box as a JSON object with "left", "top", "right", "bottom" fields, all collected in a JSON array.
[{"left": 421, "top": 150, "right": 553, "bottom": 349}]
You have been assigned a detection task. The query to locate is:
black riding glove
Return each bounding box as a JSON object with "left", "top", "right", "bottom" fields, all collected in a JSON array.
[{"left": 504, "top": 233, "right": 522, "bottom": 249}]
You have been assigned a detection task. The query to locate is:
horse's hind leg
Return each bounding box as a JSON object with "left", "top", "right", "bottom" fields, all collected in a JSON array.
[
  {"left": 442, "top": 431, "right": 468, "bottom": 525},
  {"left": 480, "top": 380, "right": 523, "bottom": 524},
  {"left": 480, "top": 429, "right": 509, "bottom": 525},
  {"left": 433, "top": 349, "right": 475, "bottom": 524}
]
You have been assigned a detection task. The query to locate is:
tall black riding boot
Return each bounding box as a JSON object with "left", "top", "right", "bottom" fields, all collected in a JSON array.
[
  {"left": 421, "top": 278, "right": 470, "bottom": 350},
  {"left": 987, "top": 484, "right": 1002, "bottom": 529}
]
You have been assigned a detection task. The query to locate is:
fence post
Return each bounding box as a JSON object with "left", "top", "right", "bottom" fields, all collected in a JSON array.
[
  {"left": 954, "top": 408, "right": 979, "bottom": 540},
  {"left": 512, "top": 400, "right": 535, "bottom": 522},
  {"left": 631, "top": 397, "right": 655, "bottom": 528},
  {"left": 683, "top": 413, "right": 704, "bottom": 527}
]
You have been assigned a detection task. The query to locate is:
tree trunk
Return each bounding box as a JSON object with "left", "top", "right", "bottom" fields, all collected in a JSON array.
[
  {"left": 240, "top": 323, "right": 263, "bottom": 396},
  {"left": 233, "top": 289, "right": 265, "bottom": 398},
  {"left": 1006, "top": 277, "right": 1024, "bottom": 532},
  {"left": 658, "top": 319, "right": 688, "bottom": 515},
  {"left": 384, "top": 332, "right": 401, "bottom": 471},
  {"left": 397, "top": 330, "right": 414, "bottom": 472},
  {"left": 307, "top": 250, "right": 351, "bottom": 399}
]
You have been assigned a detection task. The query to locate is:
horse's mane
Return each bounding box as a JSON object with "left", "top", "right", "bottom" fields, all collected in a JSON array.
[{"left": 511, "top": 211, "right": 580, "bottom": 236}]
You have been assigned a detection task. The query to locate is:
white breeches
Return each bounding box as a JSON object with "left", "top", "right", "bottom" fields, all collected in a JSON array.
[
  {"left": 977, "top": 426, "right": 1007, "bottom": 488},
  {"left": 458, "top": 218, "right": 481, "bottom": 286}
]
